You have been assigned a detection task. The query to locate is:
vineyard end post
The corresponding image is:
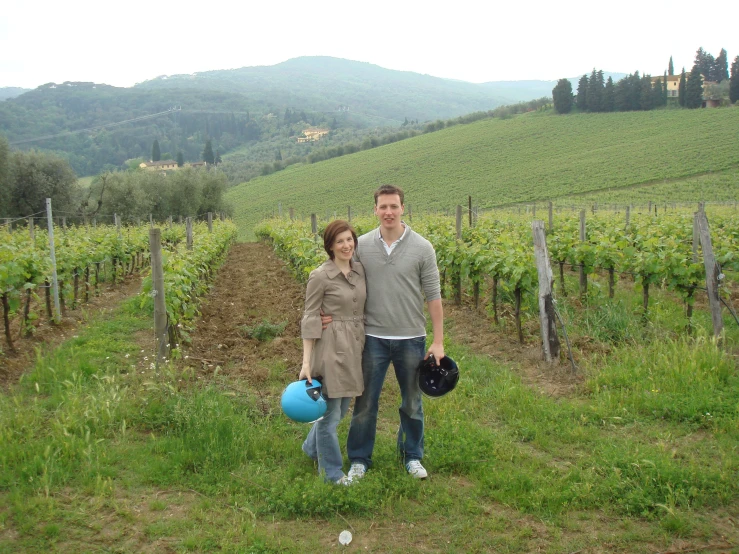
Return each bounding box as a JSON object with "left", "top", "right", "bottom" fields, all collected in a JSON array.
[
  {"left": 149, "top": 228, "right": 170, "bottom": 370},
  {"left": 45, "top": 198, "right": 61, "bottom": 324},
  {"left": 532, "top": 221, "right": 560, "bottom": 363},
  {"left": 698, "top": 212, "right": 724, "bottom": 339}
]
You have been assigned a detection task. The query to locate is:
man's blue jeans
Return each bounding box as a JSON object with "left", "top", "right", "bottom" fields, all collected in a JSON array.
[{"left": 347, "top": 335, "right": 426, "bottom": 469}]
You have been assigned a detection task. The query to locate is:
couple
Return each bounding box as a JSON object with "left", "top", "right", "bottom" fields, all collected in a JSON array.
[{"left": 298, "top": 184, "right": 445, "bottom": 485}]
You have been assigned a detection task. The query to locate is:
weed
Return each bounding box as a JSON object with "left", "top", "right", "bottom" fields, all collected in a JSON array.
[{"left": 238, "top": 320, "right": 287, "bottom": 342}]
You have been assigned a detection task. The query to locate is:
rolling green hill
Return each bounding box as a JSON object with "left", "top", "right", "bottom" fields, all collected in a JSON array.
[
  {"left": 0, "top": 58, "right": 513, "bottom": 177},
  {"left": 137, "top": 57, "right": 511, "bottom": 122},
  {"left": 226, "top": 108, "right": 739, "bottom": 239}
]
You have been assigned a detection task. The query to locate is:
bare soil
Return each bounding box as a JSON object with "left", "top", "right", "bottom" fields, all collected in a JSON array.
[{"left": 179, "top": 242, "right": 306, "bottom": 385}]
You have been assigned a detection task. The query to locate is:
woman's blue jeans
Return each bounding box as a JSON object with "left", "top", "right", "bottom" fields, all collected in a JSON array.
[
  {"left": 302, "top": 396, "right": 351, "bottom": 482},
  {"left": 347, "top": 335, "right": 426, "bottom": 469}
]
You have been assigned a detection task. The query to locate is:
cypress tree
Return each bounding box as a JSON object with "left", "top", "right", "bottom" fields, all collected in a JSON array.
[
  {"left": 176, "top": 151, "right": 184, "bottom": 167},
  {"left": 587, "top": 69, "right": 601, "bottom": 112},
  {"left": 552, "top": 78, "right": 573, "bottom": 113},
  {"left": 685, "top": 65, "right": 704, "bottom": 109},
  {"left": 678, "top": 68, "right": 687, "bottom": 107},
  {"left": 662, "top": 71, "right": 668, "bottom": 106},
  {"left": 603, "top": 77, "right": 615, "bottom": 112},
  {"left": 668, "top": 56, "right": 674, "bottom": 76},
  {"left": 730, "top": 56, "right": 739, "bottom": 104},
  {"left": 151, "top": 140, "right": 161, "bottom": 162},
  {"left": 640, "top": 74, "right": 654, "bottom": 110},
  {"left": 651, "top": 76, "right": 664, "bottom": 108},
  {"left": 576, "top": 74, "right": 589, "bottom": 110},
  {"left": 715, "top": 49, "right": 729, "bottom": 82},
  {"left": 614, "top": 77, "right": 629, "bottom": 111},
  {"left": 202, "top": 140, "right": 215, "bottom": 165}
]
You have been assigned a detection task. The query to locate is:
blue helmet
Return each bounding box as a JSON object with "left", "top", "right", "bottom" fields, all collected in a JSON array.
[{"left": 281, "top": 379, "right": 327, "bottom": 423}]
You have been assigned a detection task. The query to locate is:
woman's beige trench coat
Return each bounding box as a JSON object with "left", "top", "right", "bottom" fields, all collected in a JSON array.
[{"left": 301, "top": 259, "right": 366, "bottom": 398}]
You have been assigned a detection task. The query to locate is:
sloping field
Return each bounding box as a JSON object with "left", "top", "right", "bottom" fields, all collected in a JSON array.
[{"left": 226, "top": 108, "right": 739, "bottom": 238}]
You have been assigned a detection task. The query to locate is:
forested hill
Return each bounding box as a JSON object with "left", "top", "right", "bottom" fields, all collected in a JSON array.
[
  {"left": 135, "top": 57, "right": 512, "bottom": 122},
  {"left": 0, "top": 83, "right": 273, "bottom": 176},
  {"left": 0, "top": 87, "right": 31, "bottom": 101},
  {"left": 0, "top": 57, "right": 524, "bottom": 177}
]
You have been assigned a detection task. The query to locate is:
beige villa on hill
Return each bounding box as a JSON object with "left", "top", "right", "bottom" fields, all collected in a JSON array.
[
  {"left": 650, "top": 73, "right": 721, "bottom": 106},
  {"left": 296, "top": 128, "right": 330, "bottom": 143},
  {"left": 651, "top": 75, "right": 681, "bottom": 98},
  {"left": 139, "top": 160, "right": 207, "bottom": 171}
]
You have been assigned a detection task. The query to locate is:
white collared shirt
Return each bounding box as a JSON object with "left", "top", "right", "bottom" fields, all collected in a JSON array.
[{"left": 378, "top": 223, "right": 409, "bottom": 255}]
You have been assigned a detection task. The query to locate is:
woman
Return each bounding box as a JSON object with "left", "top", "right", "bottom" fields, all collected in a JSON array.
[{"left": 299, "top": 220, "right": 366, "bottom": 485}]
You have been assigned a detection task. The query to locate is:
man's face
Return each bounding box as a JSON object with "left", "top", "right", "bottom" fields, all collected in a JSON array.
[{"left": 374, "top": 193, "right": 404, "bottom": 232}]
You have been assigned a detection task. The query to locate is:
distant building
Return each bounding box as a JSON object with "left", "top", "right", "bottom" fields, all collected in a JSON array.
[
  {"left": 139, "top": 160, "right": 207, "bottom": 171},
  {"left": 140, "top": 160, "right": 178, "bottom": 171},
  {"left": 651, "top": 75, "right": 681, "bottom": 98},
  {"left": 296, "top": 128, "right": 330, "bottom": 143}
]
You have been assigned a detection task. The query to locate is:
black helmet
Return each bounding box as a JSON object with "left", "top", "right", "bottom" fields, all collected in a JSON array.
[{"left": 417, "top": 355, "right": 459, "bottom": 398}]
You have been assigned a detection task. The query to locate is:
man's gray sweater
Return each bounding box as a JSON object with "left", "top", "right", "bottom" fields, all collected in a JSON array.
[{"left": 356, "top": 224, "right": 441, "bottom": 337}]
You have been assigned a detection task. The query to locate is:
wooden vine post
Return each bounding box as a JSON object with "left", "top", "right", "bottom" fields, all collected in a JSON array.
[
  {"left": 311, "top": 214, "right": 317, "bottom": 240},
  {"left": 45, "top": 198, "right": 61, "bottom": 324},
  {"left": 149, "top": 228, "right": 169, "bottom": 370},
  {"left": 186, "top": 217, "right": 193, "bottom": 251},
  {"left": 697, "top": 211, "right": 724, "bottom": 339},
  {"left": 453, "top": 205, "right": 463, "bottom": 305},
  {"left": 579, "top": 210, "right": 587, "bottom": 299},
  {"left": 532, "top": 221, "right": 560, "bottom": 363}
]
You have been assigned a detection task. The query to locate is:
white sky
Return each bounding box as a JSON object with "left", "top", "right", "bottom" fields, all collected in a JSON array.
[{"left": 1, "top": 0, "right": 737, "bottom": 89}]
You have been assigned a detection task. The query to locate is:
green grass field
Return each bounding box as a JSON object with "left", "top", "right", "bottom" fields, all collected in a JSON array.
[
  {"left": 2, "top": 260, "right": 739, "bottom": 552},
  {"left": 225, "top": 108, "right": 739, "bottom": 239}
]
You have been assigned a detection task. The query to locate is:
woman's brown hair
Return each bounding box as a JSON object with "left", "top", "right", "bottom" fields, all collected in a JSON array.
[{"left": 323, "top": 220, "right": 358, "bottom": 260}]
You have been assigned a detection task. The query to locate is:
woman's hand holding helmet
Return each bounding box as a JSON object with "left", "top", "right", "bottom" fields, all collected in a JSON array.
[{"left": 299, "top": 361, "right": 312, "bottom": 384}]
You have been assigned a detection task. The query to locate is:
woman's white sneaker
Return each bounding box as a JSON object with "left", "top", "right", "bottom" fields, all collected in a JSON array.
[{"left": 405, "top": 460, "right": 428, "bottom": 479}]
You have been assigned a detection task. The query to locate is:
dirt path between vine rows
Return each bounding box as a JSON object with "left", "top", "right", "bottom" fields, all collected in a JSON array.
[
  {"left": 180, "top": 242, "right": 306, "bottom": 385},
  {"left": 181, "top": 241, "right": 581, "bottom": 398}
]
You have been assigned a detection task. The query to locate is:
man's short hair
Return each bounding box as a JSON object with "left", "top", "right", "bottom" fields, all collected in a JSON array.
[{"left": 374, "top": 184, "right": 404, "bottom": 206}]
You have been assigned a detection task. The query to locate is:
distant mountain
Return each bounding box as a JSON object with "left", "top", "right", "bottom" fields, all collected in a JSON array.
[
  {"left": 0, "top": 87, "right": 31, "bottom": 101},
  {"left": 481, "top": 73, "right": 628, "bottom": 102},
  {"left": 135, "top": 56, "right": 513, "bottom": 122},
  {"left": 0, "top": 57, "right": 628, "bottom": 178}
]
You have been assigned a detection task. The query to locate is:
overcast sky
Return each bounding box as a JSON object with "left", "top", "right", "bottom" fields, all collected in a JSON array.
[{"left": 1, "top": 0, "right": 737, "bottom": 89}]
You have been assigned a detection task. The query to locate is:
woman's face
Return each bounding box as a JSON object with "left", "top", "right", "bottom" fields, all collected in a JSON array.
[{"left": 331, "top": 230, "right": 355, "bottom": 262}]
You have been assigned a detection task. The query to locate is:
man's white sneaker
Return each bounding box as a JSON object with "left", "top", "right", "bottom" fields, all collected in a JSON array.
[
  {"left": 348, "top": 463, "right": 366, "bottom": 480},
  {"left": 334, "top": 475, "right": 352, "bottom": 486},
  {"left": 405, "top": 460, "right": 428, "bottom": 479}
]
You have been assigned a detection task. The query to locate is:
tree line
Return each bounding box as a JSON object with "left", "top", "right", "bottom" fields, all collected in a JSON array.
[
  {"left": 0, "top": 135, "right": 228, "bottom": 222},
  {"left": 552, "top": 47, "right": 738, "bottom": 114}
]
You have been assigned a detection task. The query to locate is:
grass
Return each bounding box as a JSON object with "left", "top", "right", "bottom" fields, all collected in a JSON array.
[
  {"left": 1, "top": 267, "right": 739, "bottom": 551},
  {"left": 225, "top": 108, "right": 739, "bottom": 239}
]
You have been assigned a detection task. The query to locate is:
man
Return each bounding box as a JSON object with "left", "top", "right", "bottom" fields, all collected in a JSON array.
[{"left": 338, "top": 184, "right": 445, "bottom": 480}]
